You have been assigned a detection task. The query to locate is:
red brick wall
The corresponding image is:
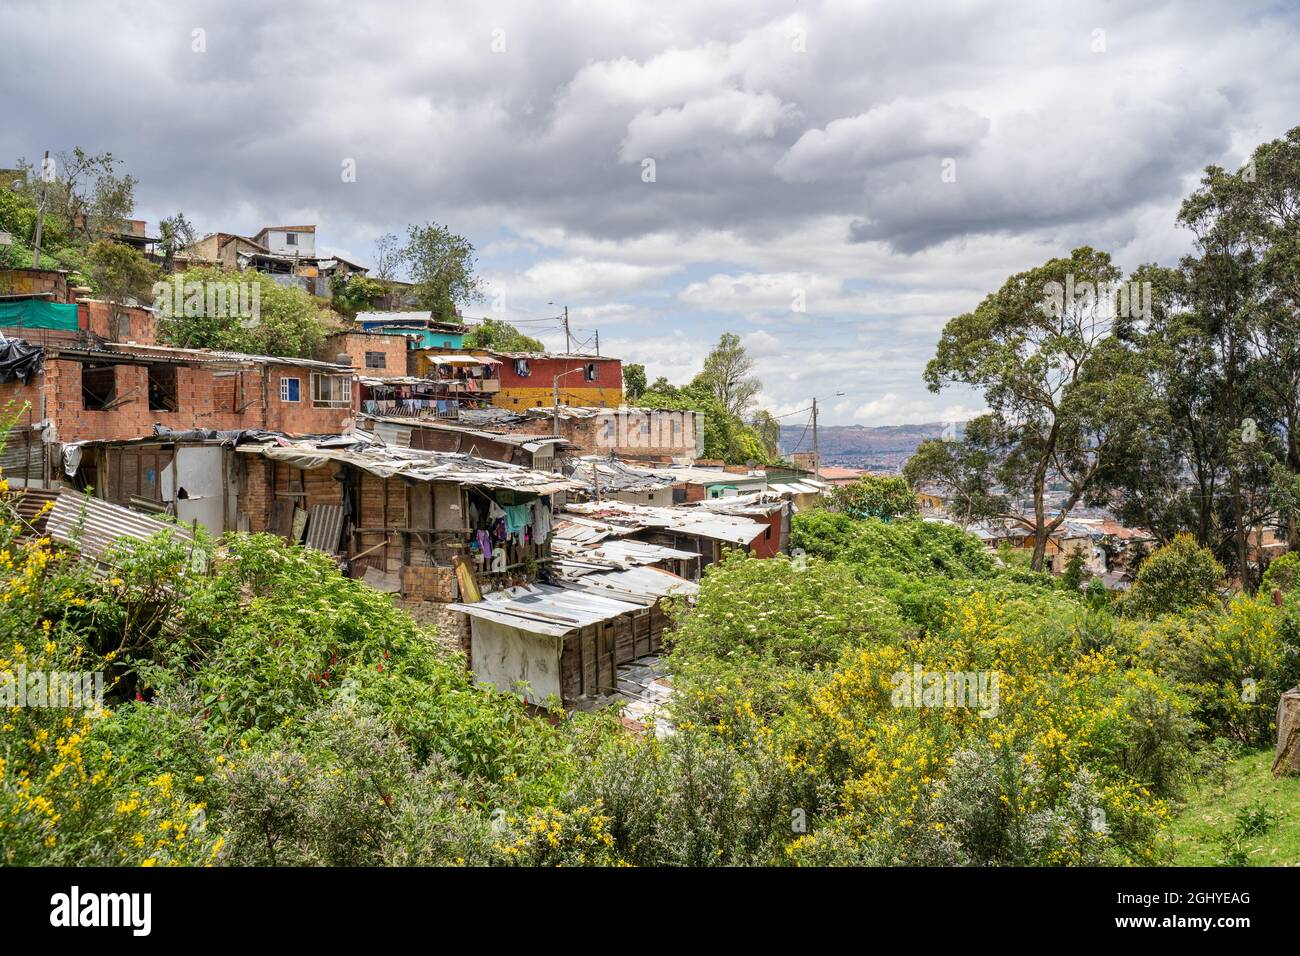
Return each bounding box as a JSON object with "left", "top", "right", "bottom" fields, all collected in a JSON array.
[
  {"left": 236, "top": 457, "right": 343, "bottom": 534},
  {"left": 748, "top": 508, "right": 783, "bottom": 559},
  {"left": 495, "top": 355, "right": 622, "bottom": 390},
  {"left": 240, "top": 458, "right": 273, "bottom": 532},
  {"left": 682, "top": 482, "right": 707, "bottom": 502},
  {"left": 323, "top": 332, "right": 405, "bottom": 377},
  {"left": 80, "top": 301, "right": 158, "bottom": 345},
  {"left": 263, "top": 366, "right": 354, "bottom": 434},
  {"left": 17, "top": 358, "right": 353, "bottom": 443},
  {"left": 0, "top": 376, "right": 46, "bottom": 426},
  {"left": 0, "top": 269, "right": 72, "bottom": 302}
]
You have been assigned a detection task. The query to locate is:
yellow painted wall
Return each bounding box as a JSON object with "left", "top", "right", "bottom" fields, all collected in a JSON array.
[{"left": 493, "top": 386, "right": 624, "bottom": 410}]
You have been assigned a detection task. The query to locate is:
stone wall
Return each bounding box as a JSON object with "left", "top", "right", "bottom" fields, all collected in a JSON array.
[{"left": 394, "top": 598, "right": 472, "bottom": 658}]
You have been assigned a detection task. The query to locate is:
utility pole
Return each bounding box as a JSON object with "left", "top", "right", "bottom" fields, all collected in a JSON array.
[
  {"left": 594, "top": 329, "right": 599, "bottom": 356},
  {"left": 563, "top": 305, "right": 570, "bottom": 354},
  {"left": 811, "top": 397, "right": 819, "bottom": 479},
  {"left": 32, "top": 151, "right": 49, "bottom": 269},
  {"left": 553, "top": 374, "right": 561, "bottom": 438}
]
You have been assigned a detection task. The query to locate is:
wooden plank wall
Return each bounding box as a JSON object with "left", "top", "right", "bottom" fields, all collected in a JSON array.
[{"left": 559, "top": 603, "right": 667, "bottom": 702}]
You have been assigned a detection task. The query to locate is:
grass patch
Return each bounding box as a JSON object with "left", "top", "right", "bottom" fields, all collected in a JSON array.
[{"left": 1166, "top": 748, "right": 1300, "bottom": 866}]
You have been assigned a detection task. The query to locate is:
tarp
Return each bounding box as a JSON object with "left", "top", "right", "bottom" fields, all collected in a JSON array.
[
  {"left": 0, "top": 335, "right": 45, "bottom": 384},
  {"left": 0, "top": 299, "right": 79, "bottom": 331}
]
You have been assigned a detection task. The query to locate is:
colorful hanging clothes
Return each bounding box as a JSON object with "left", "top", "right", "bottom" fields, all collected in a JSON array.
[{"left": 503, "top": 504, "right": 530, "bottom": 539}]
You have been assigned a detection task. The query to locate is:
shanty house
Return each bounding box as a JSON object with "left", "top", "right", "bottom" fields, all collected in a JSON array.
[
  {"left": 448, "top": 568, "right": 696, "bottom": 706},
  {"left": 562, "top": 500, "right": 770, "bottom": 571}
]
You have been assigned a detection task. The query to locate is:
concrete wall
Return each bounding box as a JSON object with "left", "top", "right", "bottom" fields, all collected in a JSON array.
[
  {"left": 469, "top": 617, "right": 562, "bottom": 704},
  {"left": 258, "top": 228, "right": 315, "bottom": 256}
]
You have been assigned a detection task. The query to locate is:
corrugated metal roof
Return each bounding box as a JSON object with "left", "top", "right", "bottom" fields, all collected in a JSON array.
[
  {"left": 304, "top": 503, "right": 345, "bottom": 553},
  {"left": 563, "top": 501, "right": 767, "bottom": 544},
  {"left": 363, "top": 415, "right": 570, "bottom": 450},
  {"left": 564, "top": 566, "right": 698, "bottom": 601},
  {"left": 238, "top": 438, "right": 583, "bottom": 494},
  {"left": 447, "top": 583, "right": 648, "bottom": 638},
  {"left": 2, "top": 486, "right": 59, "bottom": 535},
  {"left": 566, "top": 457, "right": 676, "bottom": 492},
  {"left": 48, "top": 342, "right": 352, "bottom": 372},
  {"left": 46, "top": 492, "right": 193, "bottom": 563}
]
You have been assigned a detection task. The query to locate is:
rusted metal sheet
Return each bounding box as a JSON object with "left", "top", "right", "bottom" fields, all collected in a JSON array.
[
  {"left": 46, "top": 492, "right": 193, "bottom": 563},
  {"left": 2, "top": 486, "right": 59, "bottom": 535},
  {"left": 0, "top": 433, "right": 48, "bottom": 481}
]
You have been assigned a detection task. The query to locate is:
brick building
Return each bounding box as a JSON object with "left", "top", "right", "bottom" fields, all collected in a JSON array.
[
  {"left": 322, "top": 330, "right": 411, "bottom": 377},
  {"left": 489, "top": 352, "right": 623, "bottom": 411},
  {"left": 0, "top": 270, "right": 356, "bottom": 484}
]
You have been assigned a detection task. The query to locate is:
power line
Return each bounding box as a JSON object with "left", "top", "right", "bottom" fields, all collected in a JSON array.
[
  {"left": 788, "top": 413, "right": 814, "bottom": 455},
  {"left": 744, "top": 405, "right": 814, "bottom": 424}
]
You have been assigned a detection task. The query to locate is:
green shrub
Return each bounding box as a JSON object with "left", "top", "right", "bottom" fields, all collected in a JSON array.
[{"left": 1126, "top": 534, "right": 1224, "bottom": 618}]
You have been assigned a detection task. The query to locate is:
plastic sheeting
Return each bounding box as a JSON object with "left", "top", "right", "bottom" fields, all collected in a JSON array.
[
  {"left": 0, "top": 335, "right": 45, "bottom": 384},
  {"left": 0, "top": 299, "right": 78, "bottom": 331}
]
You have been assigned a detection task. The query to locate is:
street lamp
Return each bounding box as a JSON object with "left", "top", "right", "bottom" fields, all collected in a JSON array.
[{"left": 552, "top": 365, "right": 592, "bottom": 437}]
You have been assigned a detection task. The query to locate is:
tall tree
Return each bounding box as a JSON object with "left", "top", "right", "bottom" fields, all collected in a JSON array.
[
  {"left": 373, "top": 232, "right": 403, "bottom": 282},
  {"left": 695, "top": 332, "right": 760, "bottom": 418},
  {"left": 401, "top": 222, "right": 482, "bottom": 321},
  {"left": 910, "top": 247, "right": 1159, "bottom": 570},
  {"left": 462, "top": 318, "right": 543, "bottom": 352},
  {"left": 750, "top": 409, "right": 781, "bottom": 456},
  {"left": 622, "top": 363, "right": 647, "bottom": 401},
  {"left": 17, "top": 148, "right": 136, "bottom": 245},
  {"left": 157, "top": 212, "right": 196, "bottom": 273},
  {"left": 86, "top": 239, "right": 159, "bottom": 321}
]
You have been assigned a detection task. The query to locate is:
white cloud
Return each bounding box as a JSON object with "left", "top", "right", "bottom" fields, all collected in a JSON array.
[{"left": 776, "top": 98, "right": 989, "bottom": 182}]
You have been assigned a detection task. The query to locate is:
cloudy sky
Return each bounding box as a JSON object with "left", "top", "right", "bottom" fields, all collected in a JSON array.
[{"left": 4, "top": 0, "right": 1298, "bottom": 425}]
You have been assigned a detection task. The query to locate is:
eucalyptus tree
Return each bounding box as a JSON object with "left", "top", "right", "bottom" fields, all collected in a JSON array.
[{"left": 911, "top": 247, "right": 1158, "bottom": 570}]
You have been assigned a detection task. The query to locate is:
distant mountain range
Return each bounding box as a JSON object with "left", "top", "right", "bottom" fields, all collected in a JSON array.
[{"left": 778, "top": 421, "right": 965, "bottom": 472}]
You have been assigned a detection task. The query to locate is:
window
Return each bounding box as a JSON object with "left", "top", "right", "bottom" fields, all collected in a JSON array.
[
  {"left": 82, "top": 364, "right": 116, "bottom": 410},
  {"left": 284, "top": 232, "right": 297, "bottom": 246},
  {"left": 280, "top": 377, "right": 301, "bottom": 403},
  {"left": 364, "top": 351, "right": 386, "bottom": 369},
  {"left": 114, "top": 310, "right": 131, "bottom": 340},
  {"left": 148, "top": 365, "right": 178, "bottom": 412},
  {"left": 584, "top": 362, "right": 597, "bottom": 382},
  {"left": 311, "top": 372, "right": 352, "bottom": 407}
]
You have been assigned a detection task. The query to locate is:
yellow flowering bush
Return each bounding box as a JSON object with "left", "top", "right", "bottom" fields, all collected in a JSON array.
[{"left": 493, "top": 803, "right": 623, "bottom": 866}]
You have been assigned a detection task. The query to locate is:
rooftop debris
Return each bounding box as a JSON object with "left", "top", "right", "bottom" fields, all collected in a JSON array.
[
  {"left": 362, "top": 414, "right": 570, "bottom": 452},
  {"left": 235, "top": 431, "right": 584, "bottom": 493},
  {"left": 45, "top": 340, "right": 353, "bottom": 371},
  {"left": 570, "top": 653, "right": 675, "bottom": 738},
  {"left": 563, "top": 500, "right": 768, "bottom": 544},
  {"left": 550, "top": 535, "right": 701, "bottom": 577},
  {"left": 564, "top": 456, "right": 677, "bottom": 492}
]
